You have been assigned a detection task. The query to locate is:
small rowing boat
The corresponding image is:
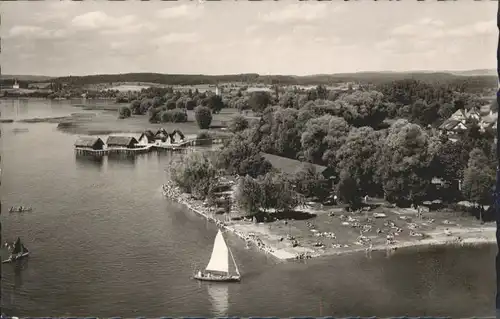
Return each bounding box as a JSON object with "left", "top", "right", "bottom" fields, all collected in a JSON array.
[
  {"left": 2, "top": 237, "right": 30, "bottom": 263},
  {"left": 9, "top": 206, "right": 32, "bottom": 213}
]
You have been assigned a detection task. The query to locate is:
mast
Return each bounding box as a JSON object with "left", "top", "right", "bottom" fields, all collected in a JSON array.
[{"left": 228, "top": 245, "right": 240, "bottom": 276}]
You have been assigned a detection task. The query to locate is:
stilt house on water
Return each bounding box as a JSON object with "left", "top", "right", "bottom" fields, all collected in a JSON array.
[
  {"left": 106, "top": 136, "right": 139, "bottom": 149},
  {"left": 151, "top": 128, "right": 186, "bottom": 145},
  {"left": 138, "top": 130, "right": 155, "bottom": 145},
  {"left": 74, "top": 137, "right": 105, "bottom": 150},
  {"left": 168, "top": 129, "right": 185, "bottom": 144},
  {"left": 154, "top": 129, "right": 169, "bottom": 143}
]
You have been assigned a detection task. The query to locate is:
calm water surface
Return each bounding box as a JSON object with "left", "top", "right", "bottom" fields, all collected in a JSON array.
[{"left": 0, "top": 99, "right": 497, "bottom": 317}]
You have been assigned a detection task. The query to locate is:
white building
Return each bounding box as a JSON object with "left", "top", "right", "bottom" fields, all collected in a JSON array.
[{"left": 12, "top": 80, "right": 19, "bottom": 90}]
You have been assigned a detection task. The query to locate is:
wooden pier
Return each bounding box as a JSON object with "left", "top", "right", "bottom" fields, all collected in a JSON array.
[
  {"left": 74, "top": 136, "right": 228, "bottom": 157},
  {"left": 75, "top": 145, "right": 153, "bottom": 156},
  {"left": 151, "top": 139, "right": 193, "bottom": 151},
  {"left": 150, "top": 137, "right": 225, "bottom": 150}
]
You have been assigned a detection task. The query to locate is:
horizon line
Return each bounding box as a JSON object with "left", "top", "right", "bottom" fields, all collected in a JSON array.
[{"left": 2, "top": 68, "right": 496, "bottom": 79}]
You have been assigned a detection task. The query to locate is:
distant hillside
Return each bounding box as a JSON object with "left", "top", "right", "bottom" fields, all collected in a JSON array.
[
  {"left": 42, "top": 73, "right": 259, "bottom": 86},
  {"left": 3, "top": 71, "right": 497, "bottom": 94},
  {"left": 301, "top": 72, "right": 474, "bottom": 84},
  {"left": 446, "top": 69, "right": 497, "bottom": 77},
  {"left": 1, "top": 75, "right": 54, "bottom": 81},
  {"left": 37, "top": 71, "right": 496, "bottom": 87}
]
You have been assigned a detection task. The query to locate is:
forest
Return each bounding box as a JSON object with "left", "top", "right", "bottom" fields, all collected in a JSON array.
[
  {"left": 149, "top": 78, "right": 500, "bottom": 218},
  {"left": 1, "top": 71, "right": 497, "bottom": 95}
]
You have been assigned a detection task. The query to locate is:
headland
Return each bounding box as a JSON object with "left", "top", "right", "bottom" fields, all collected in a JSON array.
[{"left": 161, "top": 179, "right": 495, "bottom": 261}]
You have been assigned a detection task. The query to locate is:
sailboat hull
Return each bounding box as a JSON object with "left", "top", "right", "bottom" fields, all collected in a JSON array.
[
  {"left": 193, "top": 274, "right": 241, "bottom": 282},
  {"left": 2, "top": 252, "right": 29, "bottom": 264}
]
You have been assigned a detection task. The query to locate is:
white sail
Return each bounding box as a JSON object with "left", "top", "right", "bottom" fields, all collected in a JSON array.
[{"left": 205, "top": 230, "right": 229, "bottom": 274}]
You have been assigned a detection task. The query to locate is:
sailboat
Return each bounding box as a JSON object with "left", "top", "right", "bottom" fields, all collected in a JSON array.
[
  {"left": 2, "top": 237, "right": 30, "bottom": 263},
  {"left": 194, "top": 229, "right": 241, "bottom": 282}
]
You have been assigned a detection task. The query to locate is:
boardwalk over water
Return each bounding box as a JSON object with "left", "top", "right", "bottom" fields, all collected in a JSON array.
[
  {"left": 75, "top": 144, "right": 154, "bottom": 156},
  {"left": 74, "top": 137, "right": 226, "bottom": 156}
]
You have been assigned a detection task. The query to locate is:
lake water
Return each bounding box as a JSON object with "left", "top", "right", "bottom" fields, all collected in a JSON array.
[{"left": 0, "top": 99, "right": 497, "bottom": 317}]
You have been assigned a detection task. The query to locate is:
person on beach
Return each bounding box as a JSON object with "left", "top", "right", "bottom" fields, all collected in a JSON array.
[{"left": 365, "top": 243, "right": 373, "bottom": 258}]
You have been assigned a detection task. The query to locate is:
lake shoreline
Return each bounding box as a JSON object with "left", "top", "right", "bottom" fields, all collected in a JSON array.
[{"left": 161, "top": 180, "right": 496, "bottom": 261}]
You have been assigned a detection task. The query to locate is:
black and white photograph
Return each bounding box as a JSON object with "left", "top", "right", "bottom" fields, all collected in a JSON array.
[{"left": 0, "top": 0, "right": 499, "bottom": 317}]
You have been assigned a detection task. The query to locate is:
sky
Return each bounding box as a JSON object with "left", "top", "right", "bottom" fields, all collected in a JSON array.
[{"left": 1, "top": 0, "right": 497, "bottom": 77}]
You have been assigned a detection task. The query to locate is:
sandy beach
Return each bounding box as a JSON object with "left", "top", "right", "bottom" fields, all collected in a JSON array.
[{"left": 161, "top": 179, "right": 496, "bottom": 261}]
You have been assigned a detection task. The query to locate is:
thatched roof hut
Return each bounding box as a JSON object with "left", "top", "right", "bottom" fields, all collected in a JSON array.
[
  {"left": 154, "top": 128, "right": 169, "bottom": 141},
  {"left": 74, "top": 137, "right": 105, "bottom": 150},
  {"left": 169, "top": 129, "right": 185, "bottom": 144},
  {"left": 106, "top": 136, "right": 138, "bottom": 148},
  {"left": 139, "top": 130, "right": 156, "bottom": 143},
  {"left": 172, "top": 129, "right": 185, "bottom": 140}
]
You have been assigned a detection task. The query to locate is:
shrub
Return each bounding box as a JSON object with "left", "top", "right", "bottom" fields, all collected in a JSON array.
[
  {"left": 206, "top": 95, "right": 224, "bottom": 113},
  {"left": 166, "top": 99, "right": 177, "bottom": 110},
  {"left": 140, "top": 99, "right": 153, "bottom": 114},
  {"left": 160, "top": 109, "right": 188, "bottom": 123},
  {"left": 148, "top": 107, "right": 162, "bottom": 123},
  {"left": 228, "top": 114, "right": 249, "bottom": 133},
  {"left": 195, "top": 106, "right": 212, "bottom": 129},
  {"left": 118, "top": 106, "right": 131, "bottom": 119},
  {"left": 176, "top": 98, "right": 186, "bottom": 109},
  {"left": 152, "top": 96, "right": 164, "bottom": 108},
  {"left": 185, "top": 99, "right": 196, "bottom": 110},
  {"left": 130, "top": 100, "right": 142, "bottom": 115}
]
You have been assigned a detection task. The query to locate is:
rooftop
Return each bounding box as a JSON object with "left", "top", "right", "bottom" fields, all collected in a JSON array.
[
  {"left": 106, "top": 135, "right": 138, "bottom": 146},
  {"left": 74, "top": 136, "right": 104, "bottom": 148}
]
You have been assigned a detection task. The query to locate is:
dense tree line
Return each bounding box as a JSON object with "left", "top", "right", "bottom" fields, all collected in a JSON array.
[
  {"left": 18, "top": 72, "right": 496, "bottom": 92},
  {"left": 170, "top": 152, "right": 219, "bottom": 199},
  {"left": 170, "top": 78, "right": 498, "bottom": 217},
  {"left": 235, "top": 173, "right": 305, "bottom": 215},
  {"left": 120, "top": 87, "right": 224, "bottom": 126}
]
